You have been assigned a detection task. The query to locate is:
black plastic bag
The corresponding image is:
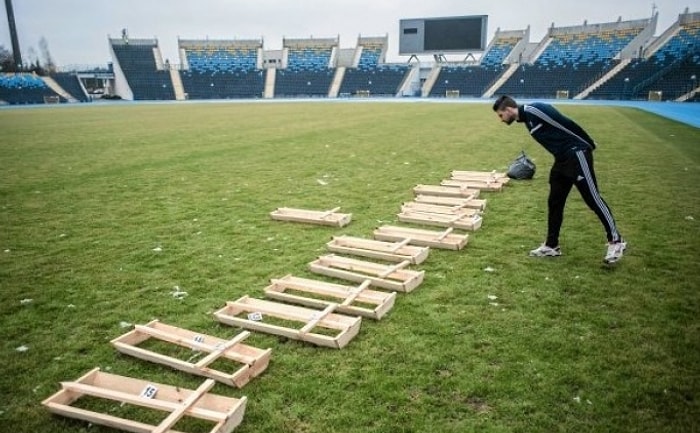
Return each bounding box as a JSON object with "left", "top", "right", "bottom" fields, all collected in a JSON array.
[{"left": 507, "top": 151, "right": 536, "bottom": 179}]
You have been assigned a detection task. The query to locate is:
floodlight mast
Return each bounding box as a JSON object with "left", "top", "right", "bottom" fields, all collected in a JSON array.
[{"left": 4, "top": 0, "right": 23, "bottom": 69}]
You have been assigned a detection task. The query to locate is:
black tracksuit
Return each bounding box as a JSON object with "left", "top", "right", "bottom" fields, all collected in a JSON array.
[{"left": 517, "top": 102, "right": 621, "bottom": 246}]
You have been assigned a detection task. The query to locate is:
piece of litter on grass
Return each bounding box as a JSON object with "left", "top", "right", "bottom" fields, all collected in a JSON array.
[
  {"left": 686, "top": 215, "right": 695, "bottom": 220},
  {"left": 4, "top": 249, "right": 9, "bottom": 253},
  {"left": 16, "top": 345, "right": 29, "bottom": 352},
  {"left": 152, "top": 246, "right": 162, "bottom": 252},
  {"left": 67, "top": 304, "right": 76, "bottom": 308},
  {"left": 573, "top": 396, "right": 581, "bottom": 403},
  {"left": 489, "top": 302, "right": 499, "bottom": 307},
  {"left": 119, "top": 321, "right": 132, "bottom": 329},
  {"left": 487, "top": 295, "right": 498, "bottom": 300},
  {"left": 484, "top": 266, "right": 495, "bottom": 272},
  {"left": 20, "top": 298, "right": 33, "bottom": 305},
  {"left": 59, "top": 233, "right": 67, "bottom": 238},
  {"left": 172, "top": 286, "right": 188, "bottom": 299},
  {"left": 316, "top": 179, "right": 328, "bottom": 185},
  {"left": 587, "top": 399, "right": 593, "bottom": 405}
]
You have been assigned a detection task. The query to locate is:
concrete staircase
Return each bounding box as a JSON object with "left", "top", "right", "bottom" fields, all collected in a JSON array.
[{"left": 41, "top": 76, "right": 78, "bottom": 103}]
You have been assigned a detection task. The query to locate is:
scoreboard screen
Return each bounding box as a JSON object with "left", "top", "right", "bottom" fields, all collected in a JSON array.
[{"left": 400, "top": 15, "right": 488, "bottom": 55}]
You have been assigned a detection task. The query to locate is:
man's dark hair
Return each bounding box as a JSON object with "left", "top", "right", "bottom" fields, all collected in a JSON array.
[{"left": 492, "top": 95, "right": 517, "bottom": 112}]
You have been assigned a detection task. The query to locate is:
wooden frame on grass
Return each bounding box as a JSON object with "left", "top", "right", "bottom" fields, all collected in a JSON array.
[
  {"left": 373, "top": 225, "right": 469, "bottom": 250},
  {"left": 264, "top": 274, "right": 396, "bottom": 320},
  {"left": 326, "top": 235, "right": 429, "bottom": 264},
  {"left": 214, "top": 296, "right": 361, "bottom": 349},
  {"left": 401, "top": 202, "right": 482, "bottom": 217},
  {"left": 441, "top": 178, "right": 505, "bottom": 192},
  {"left": 110, "top": 320, "right": 271, "bottom": 388},
  {"left": 42, "top": 368, "right": 247, "bottom": 433},
  {"left": 309, "top": 254, "right": 424, "bottom": 293},
  {"left": 414, "top": 194, "right": 487, "bottom": 210},
  {"left": 269, "top": 206, "right": 351, "bottom": 227},
  {"left": 450, "top": 170, "right": 509, "bottom": 183},
  {"left": 397, "top": 210, "right": 483, "bottom": 231},
  {"left": 413, "top": 184, "right": 481, "bottom": 198}
]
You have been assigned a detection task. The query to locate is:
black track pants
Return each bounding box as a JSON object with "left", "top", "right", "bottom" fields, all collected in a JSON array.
[{"left": 545, "top": 150, "right": 621, "bottom": 247}]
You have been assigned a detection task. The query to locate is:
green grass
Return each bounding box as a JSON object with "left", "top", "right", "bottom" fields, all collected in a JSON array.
[{"left": 0, "top": 101, "right": 698, "bottom": 433}]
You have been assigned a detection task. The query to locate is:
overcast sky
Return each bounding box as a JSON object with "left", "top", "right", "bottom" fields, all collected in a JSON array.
[{"left": 0, "top": 0, "right": 694, "bottom": 68}]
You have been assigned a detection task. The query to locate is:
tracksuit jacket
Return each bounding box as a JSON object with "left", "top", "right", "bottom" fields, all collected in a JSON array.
[{"left": 517, "top": 102, "right": 596, "bottom": 159}]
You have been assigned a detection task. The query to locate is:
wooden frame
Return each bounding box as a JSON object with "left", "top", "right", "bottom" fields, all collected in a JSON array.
[
  {"left": 414, "top": 194, "right": 487, "bottom": 210},
  {"left": 263, "top": 274, "right": 396, "bottom": 320},
  {"left": 401, "top": 202, "right": 481, "bottom": 217},
  {"left": 441, "top": 178, "right": 504, "bottom": 192},
  {"left": 451, "top": 170, "right": 509, "bottom": 183},
  {"left": 326, "top": 235, "right": 429, "bottom": 264},
  {"left": 309, "top": 254, "right": 424, "bottom": 293},
  {"left": 214, "top": 296, "right": 361, "bottom": 349},
  {"left": 269, "top": 207, "right": 352, "bottom": 227},
  {"left": 373, "top": 225, "right": 469, "bottom": 250},
  {"left": 413, "top": 184, "right": 480, "bottom": 198},
  {"left": 111, "top": 320, "right": 271, "bottom": 388},
  {"left": 42, "top": 368, "right": 247, "bottom": 433},
  {"left": 397, "top": 209, "right": 483, "bottom": 231}
]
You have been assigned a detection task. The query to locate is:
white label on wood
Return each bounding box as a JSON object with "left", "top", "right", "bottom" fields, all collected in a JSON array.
[
  {"left": 139, "top": 384, "right": 158, "bottom": 399},
  {"left": 248, "top": 312, "right": 263, "bottom": 321}
]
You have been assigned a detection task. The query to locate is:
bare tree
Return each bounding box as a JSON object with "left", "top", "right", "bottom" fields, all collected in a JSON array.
[
  {"left": 38, "top": 37, "right": 56, "bottom": 73},
  {"left": 0, "top": 45, "right": 15, "bottom": 72}
]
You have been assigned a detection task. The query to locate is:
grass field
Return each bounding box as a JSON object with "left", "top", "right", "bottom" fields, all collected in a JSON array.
[{"left": 1, "top": 100, "right": 699, "bottom": 433}]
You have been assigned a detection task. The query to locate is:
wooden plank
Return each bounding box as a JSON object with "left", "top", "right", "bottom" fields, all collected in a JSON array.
[
  {"left": 413, "top": 184, "right": 480, "bottom": 198},
  {"left": 401, "top": 202, "right": 481, "bottom": 217},
  {"left": 397, "top": 210, "right": 483, "bottom": 231},
  {"left": 152, "top": 379, "right": 216, "bottom": 433},
  {"left": 110, "top": 321, "right": 271, "bottom": 388},
  {"left": 270, "top": 207, "right": 351, "bottom": 227},
  {"left": 264, "top": 275, "right": 395, "bottom": 320},
  {"left": 441, "top": 178, "right": 504, "bottom": 192},
  {"left": 327, "top": 235, "right": 429, "bottom": 264},
  {"left": 42, "top": 368, "right": 247, "bottom": 433},
  {"left": 414, "top": 194, "right": 487, "bottom": 210},
  {"left": 451, "top": 169, "right": 509, "bottom": 183},
  {"left": 214, "top": 296, "right": 362, "bottom": 349},
  {"left": 309, "top": 254, "right": 424, "bottom": 293},
  {"left": 373, "top": 225, "right": 468, "bottom": 250}
]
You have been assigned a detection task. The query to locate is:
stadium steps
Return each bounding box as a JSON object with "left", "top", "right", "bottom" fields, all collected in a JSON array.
[
  {"left": 41, "top": 76, "right": 78, "bottom": 102},
  {"left": 329, "top": 67, "right": 345, "bottom": 97},
  {"left": 170, "top": 68, "right": 186, "bottom": 100},
  {"left": 575, "top": 58, "right": 632, "bottom": 99},
  {"left": 483, "top": 63, "right": 519, "bottom": 98},
  {"left": 421, "top": 65, "right": 442, "bottom": 97},
  {"left": 264, "top": 68, "right": 276, "bottom": 98}
]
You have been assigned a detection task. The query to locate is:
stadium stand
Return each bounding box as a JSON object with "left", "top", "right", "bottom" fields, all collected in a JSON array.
[
  {"left": 339, "top": 36, "right": 411, "bottom": 97},
  {"left": 0, "top": 73, "right": 64, "bottom": 105},
  {"left": 274, "top": 38, "right": 337, "bottom": 97},
  {"left": 495, "top": 18, "right": 650, "bottom": 99},
  {"left": 110, "top": 38, "right": 175, "bottom": 100},
  {"left": 3, "top": 10, "right": 698, "bottom": 104},
  {"left": 587, "top": 16, "right": 700, "bottom": 101},
  {"left": 49, "top": 72, "right": 90, "bottom": 102},
  {"left": 179, "top": 39, "right": 264, "bottom": 99},
  {"left": 428, "top": 31, "right": 524, "bottom": 98}
]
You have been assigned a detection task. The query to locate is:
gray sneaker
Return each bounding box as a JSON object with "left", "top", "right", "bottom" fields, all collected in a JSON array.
[
  {"left": 604, "top": 241, "right": 627, "bottom": 264},
  {"left": 529, "top": 244, "right": 562, "bottom": 257}
]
